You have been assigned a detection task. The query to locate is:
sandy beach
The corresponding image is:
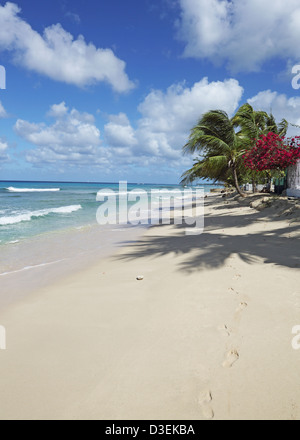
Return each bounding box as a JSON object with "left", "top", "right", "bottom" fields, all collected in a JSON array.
[{"left": 0, "top": 193, "right": 299, "bottom": 420}]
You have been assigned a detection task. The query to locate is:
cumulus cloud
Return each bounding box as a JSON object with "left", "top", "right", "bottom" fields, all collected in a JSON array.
[
  {"left": 104, "top": 78, "right": 244, "bottom": 161},
  {"left": 177, "top": 0, "right": 300, "bottom": 72},
  {"left": 104, "top": 113, "right": 138, "bottom": 149},
  {"left": 0, "top": 2, "right": 135, "bottom": 92},
  {"left": 248, "top": 90, "right": 300, "bottom": 136},
  {"left": 47, "top": 102, "right": 69, "bottom": 119},
  {"left": 15, "top": 78, "right": 244, "bottom": 174},
  {"left": 15, "top": 103, "right": 107, "bottom": 165}
]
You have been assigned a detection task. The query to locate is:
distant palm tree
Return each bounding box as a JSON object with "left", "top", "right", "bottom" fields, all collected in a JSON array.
[
  {"left": 232, "top": 105, "right": 288, "bottom": 191},
  {"left": 232, "top": 104, "right": 268, "bottom": 192},
  {"left": 264, "top": 113, "right": 288, "bottom": 137},
  {"left": 232, "top": 103, "right": 268, "bottom": 140},
  {"left": 232, "top": 103, "right": 288, "bottom": 138},
  {"left": 182, "top": 110, "right": 247, "bottom": 197}
]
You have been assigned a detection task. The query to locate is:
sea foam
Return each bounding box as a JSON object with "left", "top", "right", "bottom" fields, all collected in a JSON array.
[
  {"left": 0, "top": 205, "right": 82, "bottom": 226},
  {"left": 6, "top": 187, "right": 61, "bottom": 193}
]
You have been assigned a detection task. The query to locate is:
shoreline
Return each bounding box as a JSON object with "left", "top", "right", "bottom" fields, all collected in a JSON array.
[
  {"left": 0, "top": 194, "right": 299, "bottom": 419},
  {"left": 0, "top": 222, "right": 148, "bottom": 309},
  {"left": 0, "top": 190, "right": 207, "bottom": 308}
]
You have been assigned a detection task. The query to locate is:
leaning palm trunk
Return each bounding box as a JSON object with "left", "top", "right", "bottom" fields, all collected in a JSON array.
[{"left": 232, "top": 164, "right": 246, "bottom": 197}]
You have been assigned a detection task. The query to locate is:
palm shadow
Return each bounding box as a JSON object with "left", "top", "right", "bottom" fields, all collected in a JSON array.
[{"left": 115, "top": 201, "right": 300, "bottom": 272}]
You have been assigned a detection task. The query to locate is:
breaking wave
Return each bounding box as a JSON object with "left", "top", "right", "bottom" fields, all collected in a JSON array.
[
  {"left": 6, "top": 187, "right": 61, "bottom": 193},
  {"left": 0, "top": 205, "right": 82, "bottom": 226}
]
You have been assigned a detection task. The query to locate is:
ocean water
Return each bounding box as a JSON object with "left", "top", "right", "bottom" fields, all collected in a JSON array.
[
  {"left": 0, "top": 181, "right": 221, "bottom": 246},
  {"left": 0, "top": 180, "right": 223, "bottom": 298}
]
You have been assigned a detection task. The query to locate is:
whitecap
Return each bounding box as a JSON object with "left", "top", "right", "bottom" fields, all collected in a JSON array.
[
  {"left": 6, "top": 187, "right": 61, "bottom": 193},
  {"left": 0, "top": 205, "right": 82, "bottom": 226}
]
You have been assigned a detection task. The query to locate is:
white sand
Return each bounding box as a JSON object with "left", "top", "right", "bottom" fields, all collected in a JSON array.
[{"left": 0, "top": 194, "right": 299, "bottom": 420}]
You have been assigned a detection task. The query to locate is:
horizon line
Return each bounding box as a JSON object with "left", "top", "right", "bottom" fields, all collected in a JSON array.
[{"left": 0, "top": 179, "right": 222, "bottom": 186}]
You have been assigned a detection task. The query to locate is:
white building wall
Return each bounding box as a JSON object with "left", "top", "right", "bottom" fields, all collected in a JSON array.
[{"left": 287, "top": 161, "right": 300, "bottom": 197}]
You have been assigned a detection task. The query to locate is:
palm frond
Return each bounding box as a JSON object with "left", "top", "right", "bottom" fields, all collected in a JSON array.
[{"left": 277, "top": 119, "right": 289, "bottom": 137}]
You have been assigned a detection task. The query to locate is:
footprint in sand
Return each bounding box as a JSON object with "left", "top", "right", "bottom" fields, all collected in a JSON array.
[
  {"left": 218, "top": 324, "right": 231, "bottom": 337},
  {"left": 232, "top": 274, "right": 241, "bottom": 281},
  {"left": 236, "top": 302, "right": 248, "bottom": 312},
  {"left": 222, "top": 350, "right": 239, "bottom": 368},
  {"left": 228, "top": 287, "right": 239, "bottom": 295},
  {"left": 198, "top": 390, "right": 214, "bottom": 420}
]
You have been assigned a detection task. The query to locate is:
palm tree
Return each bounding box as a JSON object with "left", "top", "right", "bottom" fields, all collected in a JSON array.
[
  {"left": 182, "top": 110, "right": 248, "bottom": 197},
  {"left": 231, "top": 104, "right": 268, "bottom": 192},
  {"left": 182, "top": 105, "right": 290, "bottom": 195},
  {"left": 232, "top": 105, "right": 289, "bottom": 191},
  {"left": 181, "top": 157, "right": 230, "bottom": 185},
  {"left": 232, "top": 103, "right": 268, "bottom": 139},
  {"left": 265, "top": 113, "right": 289, "bottom": 137},
  {"left": 232, "top": 104, "right": 288, "bottom": 139},
  {"left": 181, "top": 155, "right": 248, "bottom": 189}
]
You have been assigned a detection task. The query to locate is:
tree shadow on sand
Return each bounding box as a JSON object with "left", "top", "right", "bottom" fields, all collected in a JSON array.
[{"left": 115, "top": 204, "right": 300, "bottom": 273}]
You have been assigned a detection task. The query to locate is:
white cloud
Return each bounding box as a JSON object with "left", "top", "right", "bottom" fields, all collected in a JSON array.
[
  {"left": 177, "top": 0, "right": 300, "bottom": 72},
  {"left": 248, "top": 90, "right": 300, "bottom": 137},
  {"left": 0, "top": 140, "right": 9, "bottom": 161},
  {"left": 65, "top": 12, "right": 81, "bottom": 24},
  {"left": 47, "top": 102, "right": 69, "bottom": 119},
  {"left": 0, "top": 2, "right": 135, "bottom": 92},
  {"left": 0, "top": 101, "right": 7, "bottom": 118},
  {"left": 105, "top": 78, "right": 243, "bottom": 161},
  {"left": 137, "top": 78, "right": 242, "bottom": 132},
  {"left": 104, "top": 113, "right": 138, "bottom": 148},
  {"left": 15, "top": 103, "right": 107, "bottom": 165},
  {"left": 15, "top": 78, "right": 244, "bottom": 175}
]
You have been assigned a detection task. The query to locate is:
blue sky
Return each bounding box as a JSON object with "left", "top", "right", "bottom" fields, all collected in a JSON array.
[{"left": 0, "top": 0, "right": 300, "bottom": 184}]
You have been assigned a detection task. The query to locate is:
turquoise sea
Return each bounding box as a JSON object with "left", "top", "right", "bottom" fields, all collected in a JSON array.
[
  {"left": 0, "top": 180, "right": 224, "bottom": 293},
  {"left": 0, "top": 181, "right": 222, "bottom": 246}
]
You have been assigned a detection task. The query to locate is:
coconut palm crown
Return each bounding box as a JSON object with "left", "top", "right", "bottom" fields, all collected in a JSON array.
[{"left": 182, "top": 109, "right": 248, "bottom": 196}]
